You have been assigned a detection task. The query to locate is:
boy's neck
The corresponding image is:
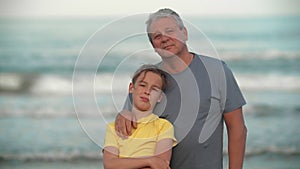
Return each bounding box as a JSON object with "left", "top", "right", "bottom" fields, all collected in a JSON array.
[{"left": 132, "top": 107, "right": 153, "bottom": 120}]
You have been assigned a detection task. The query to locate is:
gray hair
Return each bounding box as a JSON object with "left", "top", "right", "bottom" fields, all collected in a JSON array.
[{"left": 145, "top": 8, "right": 185, "bottom": 44}]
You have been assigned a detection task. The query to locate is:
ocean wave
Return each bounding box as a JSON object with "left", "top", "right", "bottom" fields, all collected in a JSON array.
[
  {"left": 0, "top": 151, "right": 101, "bottom": 161},
  {"left": 244, "top": 104, "right": 300, "bottom": 117},
  {"left": 236, "top": 73, "right": 300, "bottom": 91},
  {"left": 0, "top": 73, "right": 37, "bottom": 93},
  {"left": 0, "top": 73, "right": 130, "bottom": 95},
  {"left": 243, "top": 147, "right": 300, "bottom": 157},
  {"left": 220, "top": 50, "right": 300, "bottom": 60},
  {"left": 1, "top": 97, "right": 299, "bottom": 117},
  {"left": 1, "top": 72, "right": 299, "bottom": 96},
  {"left": 1, "top": 147, "right": 299, "bottom": 162}
]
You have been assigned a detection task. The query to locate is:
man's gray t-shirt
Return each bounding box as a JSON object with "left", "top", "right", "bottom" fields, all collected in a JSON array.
[{"left": 124, "top": 54, "right": 246, "bottom": 169}]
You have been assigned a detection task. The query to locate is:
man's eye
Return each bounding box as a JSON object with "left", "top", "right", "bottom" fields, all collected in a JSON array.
[
  {"left": 154, "top": 34, "right": 161, "bottom": 40},
  {"left": 166, "top": 29, "right": 174, "bottom": 33}
]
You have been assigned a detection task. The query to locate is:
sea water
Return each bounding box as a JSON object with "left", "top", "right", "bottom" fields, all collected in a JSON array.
[{"left": 0, "top": 15, "right": 300, "bottom": 169}]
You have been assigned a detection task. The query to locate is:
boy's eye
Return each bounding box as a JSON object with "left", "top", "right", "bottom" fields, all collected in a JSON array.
[{"left": 152, "top": 87, "right": 161, "bottom": 92}]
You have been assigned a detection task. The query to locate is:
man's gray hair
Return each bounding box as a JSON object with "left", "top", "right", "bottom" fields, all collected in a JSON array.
[{"left": 145, "top": 8, "right": 185, "bottom": 44}]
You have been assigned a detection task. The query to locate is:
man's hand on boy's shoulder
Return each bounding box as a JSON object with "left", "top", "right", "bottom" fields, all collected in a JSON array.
[{"left": 115, "top": 110, "right": 137, "bottom": 139}]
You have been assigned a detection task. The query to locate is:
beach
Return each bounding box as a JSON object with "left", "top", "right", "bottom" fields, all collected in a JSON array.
[{"left": 1, "top": 15, "right": 300, "bottom": 168}]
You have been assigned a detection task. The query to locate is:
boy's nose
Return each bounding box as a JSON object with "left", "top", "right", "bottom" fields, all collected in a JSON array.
[{"left": 144, "top": 88, "right": 151, "bottom": 95}]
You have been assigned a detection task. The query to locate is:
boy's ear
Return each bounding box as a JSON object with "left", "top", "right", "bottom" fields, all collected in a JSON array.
[
  {"left": 157, "top": 93, "right": 163, "bottom": 103},
  {"left": 129, "top": 83, "right": 134, "bottom": 93}
]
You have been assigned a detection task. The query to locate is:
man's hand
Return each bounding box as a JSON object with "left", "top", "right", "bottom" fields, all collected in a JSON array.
[{"left": 115, "top": 110, "right": 137, "bottom": 139}]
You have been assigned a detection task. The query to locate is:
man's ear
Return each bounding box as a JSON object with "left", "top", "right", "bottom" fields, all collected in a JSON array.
[
  {"left": 129, "top": 83, "right": 134, "bottom": 93},
  {"left": 183, "top": 27, "right": 188, "bottom": 41}
]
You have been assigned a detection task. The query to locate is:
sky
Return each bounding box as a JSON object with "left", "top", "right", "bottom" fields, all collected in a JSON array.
[{"left": 0, "top": 0, "right": 299, "bottom": 17}]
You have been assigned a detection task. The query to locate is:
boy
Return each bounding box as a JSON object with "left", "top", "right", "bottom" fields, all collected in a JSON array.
[{"left": 103, "top": 64, "right": 177, "bottom": 169}]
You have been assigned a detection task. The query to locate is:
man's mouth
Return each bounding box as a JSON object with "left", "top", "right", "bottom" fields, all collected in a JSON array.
[{"left": 163, "top": 44, "right": 173, "bottom": 50}]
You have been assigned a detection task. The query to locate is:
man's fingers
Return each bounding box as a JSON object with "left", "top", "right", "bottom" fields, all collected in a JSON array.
[
  {"left": 115, "top": 114, "right": 127, "bottom": 139},
  {"left": 132, "top": 121, "right": 137, "bottom": 129},
  {"left": 125, "top": 118, "right": 132, "bottom": 135},
  {"left": 114, "top": 110, "right": 137, "bottom": 138},
  {"left": 132, "top": 115, "right": 138, "bottom": 129}
]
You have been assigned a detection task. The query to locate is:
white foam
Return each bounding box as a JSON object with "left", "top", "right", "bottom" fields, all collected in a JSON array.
[
  {"left": 220, "top": 50, "right": 300, "bottom": 60},
  {"left": 2, "top": 72, "right": 299, "bottom": 96},
  {"left": 0, "top": 73, "right": 27, "bottom": 91},
  {"left": 29, "top": 73, "right": 131, "bottom": 95},
  {"left": 30, "top": 75, "right": 72, "bottom": 94},
  {"left": 236, "top": 73, "right": 300, "bottom": 91}
]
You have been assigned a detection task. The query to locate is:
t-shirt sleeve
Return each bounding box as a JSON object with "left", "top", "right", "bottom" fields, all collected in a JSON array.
[
  {"left": 223, "top": 62, "right": 246, "bottom": 113},
  {"left": 157, "top": 119, "right": 177, "bottom": 146},
  {"left": 104, "top": 123, "right": 119, "bottom": 148}
]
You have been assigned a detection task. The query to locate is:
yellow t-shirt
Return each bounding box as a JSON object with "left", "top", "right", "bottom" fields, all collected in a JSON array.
[{"left": 104, "top": 114, "right": 177, "bottom": 158}]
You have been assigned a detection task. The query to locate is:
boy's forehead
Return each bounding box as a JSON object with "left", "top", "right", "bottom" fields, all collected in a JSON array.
[
  {"left": 136, "top": 71, "right": 162, "bottom": 84},
  {"left": 137, "top": 71, "right": 155, "bottom": 80}
]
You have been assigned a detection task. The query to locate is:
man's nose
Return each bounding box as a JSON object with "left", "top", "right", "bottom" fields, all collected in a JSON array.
[{"left": 161, "top": 34, "right": 170, "bottom": 42}]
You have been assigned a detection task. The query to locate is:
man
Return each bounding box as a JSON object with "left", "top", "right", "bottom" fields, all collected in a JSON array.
[{"left": 115, "top": 8, "right": 247, "bottom": 169}]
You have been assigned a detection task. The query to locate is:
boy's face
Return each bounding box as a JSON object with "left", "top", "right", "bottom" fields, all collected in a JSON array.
[{"left": 129, "top": 71, "right": 163, "bottom": 112}]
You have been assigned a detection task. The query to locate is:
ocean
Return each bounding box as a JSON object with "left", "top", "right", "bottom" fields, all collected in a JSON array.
[{"left": 0, "top": 15, "right": 300, "bottom": 169}]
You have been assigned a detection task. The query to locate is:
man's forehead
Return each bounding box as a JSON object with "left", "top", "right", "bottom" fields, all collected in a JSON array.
[{"left": 149, "top": 17, "right": 177, "bottom": 30}]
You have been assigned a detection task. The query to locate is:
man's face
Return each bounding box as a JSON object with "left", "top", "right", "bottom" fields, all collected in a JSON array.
[
  {"left": 149, "top": 17, "right": 188, "bottom": 58},
  {"left": 129, "top": 71, "right": 163, "bottom": 112}
]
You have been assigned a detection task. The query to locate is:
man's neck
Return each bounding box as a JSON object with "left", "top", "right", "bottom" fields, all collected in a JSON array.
[{"left": 162, "top": 51, "right": 194, "bottom": 74}]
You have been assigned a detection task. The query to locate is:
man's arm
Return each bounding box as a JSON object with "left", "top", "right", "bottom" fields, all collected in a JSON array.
[
  {"left": 224, "top": 107, "right": 247, "bottom": 169},
  {"left": 115, "top": 110, "right": 137, "bottom": 138},
  {"left": 115, "top": 94, "right": 137, "bottom": 137}
]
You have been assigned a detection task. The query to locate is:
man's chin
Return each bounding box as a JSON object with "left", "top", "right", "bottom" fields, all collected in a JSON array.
[
  {"left": 156, "top": 49, "right": 176, "bottom": 57},
  {"left": 159, "top": 52, "right": 177, "bottom": 58}
]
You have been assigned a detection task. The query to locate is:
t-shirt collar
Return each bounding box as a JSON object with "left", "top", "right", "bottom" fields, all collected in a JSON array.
[{"left": 137, "top": 113, "right": 158, "bottom": 124}]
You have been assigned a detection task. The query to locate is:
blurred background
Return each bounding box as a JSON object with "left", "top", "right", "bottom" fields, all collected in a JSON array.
[{"left": 0, "top": 0, "right": 300, "bottom": 168}]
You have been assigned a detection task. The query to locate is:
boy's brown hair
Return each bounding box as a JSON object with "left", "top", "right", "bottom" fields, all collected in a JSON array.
[{"left": 132, "top": 64, "right": 168, "bottom": 91}]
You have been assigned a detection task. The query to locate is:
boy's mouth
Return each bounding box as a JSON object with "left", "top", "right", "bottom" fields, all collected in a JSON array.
[{"left": 140, "top": 96, "right": 149, "bottom": 102}]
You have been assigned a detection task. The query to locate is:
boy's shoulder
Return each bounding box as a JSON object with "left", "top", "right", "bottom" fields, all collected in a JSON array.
[
  {"left": 156, "top": 117, "right": 173, "bottom": 128},
  {"left": 106, "top": 122, "right": 115, "bottom": 129}
]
